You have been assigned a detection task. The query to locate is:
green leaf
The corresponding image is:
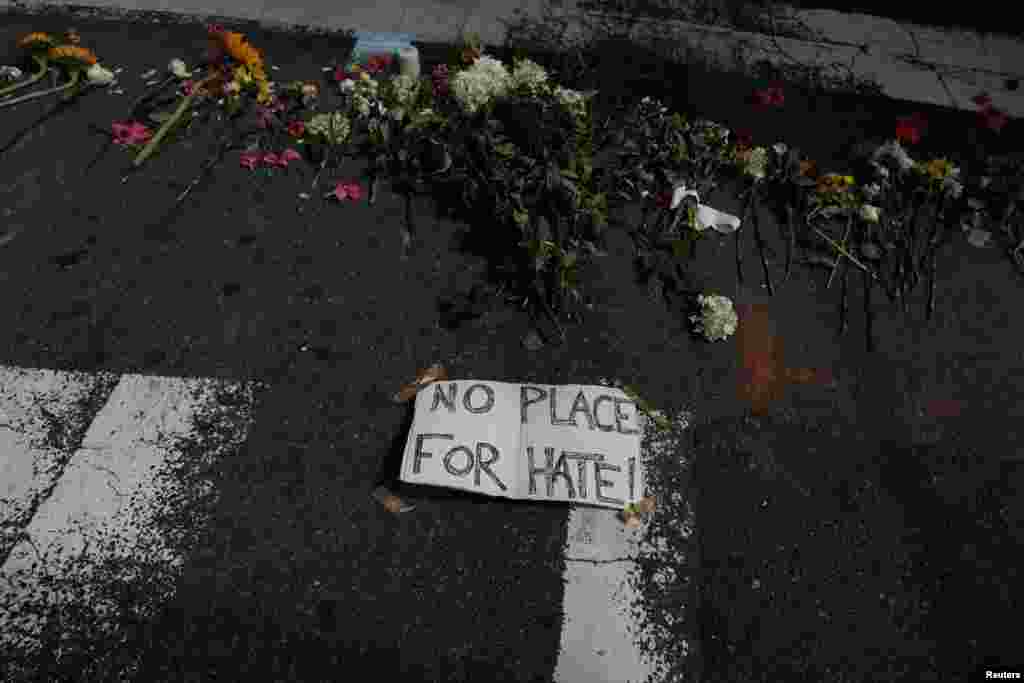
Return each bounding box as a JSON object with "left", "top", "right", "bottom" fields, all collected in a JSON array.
[
  {"left": 495, "top": 142, "right": 516, "bottom": 158},
  {"left": 671, "top": 238, "right": 691, "bottom": 259}
]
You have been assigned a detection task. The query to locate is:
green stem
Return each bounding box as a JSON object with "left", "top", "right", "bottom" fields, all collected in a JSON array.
[
  {"left": 133, "top": 75, "right": 213, "bottom": 168},
  {"left": 0, "top": 56, "right": 48, "bottom": 98},
  {"left": 0, "top": 68, "right": 79, "bottom": 109},
  {"left": 813, "top": 226, "right": 879, "bottom": 284}
]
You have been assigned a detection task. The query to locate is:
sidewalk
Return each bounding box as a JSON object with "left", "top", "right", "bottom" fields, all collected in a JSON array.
[{"left": 4, "top": 0, "right": 1024, "bottom": 117}]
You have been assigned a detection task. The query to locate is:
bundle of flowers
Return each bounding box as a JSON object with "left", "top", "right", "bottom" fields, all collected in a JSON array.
[
  {"left": 0, "top": 30, "right": 115, "bottom": 111},
  {"left": 126, "top": 25, "right": 277, "bottom": 169}
]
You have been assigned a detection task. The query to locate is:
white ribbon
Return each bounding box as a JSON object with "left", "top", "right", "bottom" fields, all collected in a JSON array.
[{"left": 669, "top": 184, "right": 742, "bottom": 234}]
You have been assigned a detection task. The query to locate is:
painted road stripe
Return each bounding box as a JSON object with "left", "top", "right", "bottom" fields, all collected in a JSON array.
[
  {"left": 555, "top": 390, "right": 693, "bottom": 683},
  {"left": 0, "top": 365, "right": 258, "bottom": 673}
]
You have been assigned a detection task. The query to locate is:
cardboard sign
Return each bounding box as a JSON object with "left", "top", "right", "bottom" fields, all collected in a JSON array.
[{"left": 400, "top": 381, "right": 645, "bottom": 509}]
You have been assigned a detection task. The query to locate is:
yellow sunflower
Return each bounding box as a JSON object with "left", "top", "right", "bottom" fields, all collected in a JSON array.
[
  {"left": 217, "top": 31, "right": 264, "bottom": 71},
  {"left": 18, "top": 32, "right": 54, "bottom": 50},
  {"left": 47, "top": 45, "right": 98, "bottom": 67},
  {"left": 921, "top": 158, "right": 954, "bottom": 180}
]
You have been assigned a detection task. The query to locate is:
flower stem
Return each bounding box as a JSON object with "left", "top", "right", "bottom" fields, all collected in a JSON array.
[
  {"left": 0, "top": 68, "right": 79, "bottom": 109},
  {"left": 863, "top": 268, "right": 874, "bottom": 353},
  {"left": 838, "top": 257, "right": 849, "bottom": 336},
  {"left": 0, "top": 56, "right": 48, "bottom": 98},
  {"left": 133, "top": 74, "right": 214, "bottom": 168},
  {"left": 826, "top": 213, "right": 852, "bottom": 289},
  {"left": 813, "top": 226, "right": 879, "bottom": 284},
  {"left": 749, "top": 184, "right": 774, "bottom": 295}
]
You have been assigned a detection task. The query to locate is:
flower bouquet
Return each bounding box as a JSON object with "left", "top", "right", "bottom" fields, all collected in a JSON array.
[
  {"left": 607, "top": 97, "right": 741, "bottom": 309},
  {"left": 126, "top": 25, "right": 275, "bottom": 170},
  {"left": 0, "top": 30, "right": 115, "bottom": 111}
]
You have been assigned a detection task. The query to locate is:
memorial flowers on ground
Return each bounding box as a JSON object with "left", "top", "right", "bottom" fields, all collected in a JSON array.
[
  {"left": 0, "top": 30, "right": 113, "bottom": 111},
  {"left": 129, "top": 25, "right": 274, "bottom": 168},
  {"left": 689, "top": 293, "right": 738, "bottom": 342}
]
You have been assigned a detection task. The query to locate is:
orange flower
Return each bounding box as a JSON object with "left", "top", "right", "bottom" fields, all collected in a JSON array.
[
  {"left": 216, "top": 30, "right": 264, "bottom": 70},
  {"left": 47, "top": 44, "right": 98, "bottom": 66},
  {"left": 18, "top": 32, "right": 54, "bottom": 49}
]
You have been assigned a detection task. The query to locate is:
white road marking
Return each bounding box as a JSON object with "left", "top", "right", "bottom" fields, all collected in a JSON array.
[
  {"left": 0, "top": 365, "right": 257, "bottom": 671},
  {"left": 555, "top": 398, "right": 692, "bottom": 683}
]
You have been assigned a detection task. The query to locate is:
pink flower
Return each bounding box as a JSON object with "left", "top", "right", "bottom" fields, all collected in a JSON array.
[
  {"left": 287, "top": 119, "right": 305, "bottom": 138},
  {"left": 256, "top": 105, "right": 276, "bottom": 129},
  {"left": 752, "top": 83, "right": 784, "bottom": 108},
  {"left": 239, "top": 151, "right": 261, "bottom": 170},
  {"left": 734, "top": 128, "right": 753, "bottom": 149},
  {"left": 978, "top": 107, "right": 1009, "bottom": 133},
  {"left": 328, "top": 181, "right": 363, "bottom": 202},
  {"left": 181, "top": 79, "right": 195, "bottom": 96},
  {"left": 111, "top": 120, "right": 153, "bottom": 146},
  {"left": 432, "top": 64, "right": 450, "bottom": 98},
  {"left": 895, "top": 112, "right": 927, "bottom": 145},
  {"left": 279, "top": 148, "right": 302, "bottom": 165},
  {"left": 972, "top": 93, "right": 993, "bottom": 109},
  {"left": 262, "top": 151, "right": 281, "bottom": 167}
]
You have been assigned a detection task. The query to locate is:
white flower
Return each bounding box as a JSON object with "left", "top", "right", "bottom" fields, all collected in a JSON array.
[
  {"left": 870, "top": 162, "right": 890, "bottom": 181},
  {"left": 554, "top": 86, "right": 589, "bottom": 118},
  {"left": 690, "top": 294, "right": 738, "bottom": 342},
  {"left": 307, "top": 111, "right": 350, "bottom": 144},
  {"left": 772, "top": 142, "right": 788, "bottom": 156},
  {"left": 859, "top": 204, "right": 881, "bottom": 223},
  {"left": 353, "top": 93, "right": 372, "bottom": 117},
  {"left": 86, "top": 63, "right": 115, "bottom": 86},
  {"left": 450, "top": 54, "right": 510, "bottom": 114},
  {"left": 0, "top": 65, "right": 23, "bottom": 80},
  {"left": 168, "top": 58, "right": 191, "bottom": 79},
  {"left": 872, "top": 140, "right": 915, "bottom": 172},
  {"left": 862, "top": 182, "right": 881, "bottom": 200},
  {"left": 339, "top": 78, "right": 355, "bottom": 93},
  {"left": 509, "top": 57, "right": 549, "bottom": 95},
  {"left": 387, "top": 73, "right": 420, "bottom": 108},
  {"left": 743, "top": 146, "right": 768, "bottom": 180}
]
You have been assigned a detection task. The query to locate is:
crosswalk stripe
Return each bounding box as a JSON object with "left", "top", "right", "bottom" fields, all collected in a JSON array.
[
  {"left": 0, "top": 365, "right": 258, "bottom": 675},
  {"left": 555, "top": 405, "right": 693, "bottom": 683}
]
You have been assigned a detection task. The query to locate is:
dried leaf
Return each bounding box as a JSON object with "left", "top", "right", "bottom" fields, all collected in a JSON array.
[
  {"left": 636, "top": 496, "right": 656, "bottom": 515},
  {"left": 391, "top": 363, "right": 448, "bottom": 403},
  {"left": 372, "top": 486, "right": 416, "bottom": 514}
]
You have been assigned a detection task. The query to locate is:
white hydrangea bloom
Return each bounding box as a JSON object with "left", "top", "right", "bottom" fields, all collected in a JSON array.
[
  {"left": 509, "top": 57, "right": 549, "bottom": 95},
  {"left": 307, "top": 111, "right": 351, "bottom": 144},
  {"left": 339, "top": 78, "right": 356, "bottom": 94},
  {"left": 859, "top": 204, "right": 881, "bottom": 223},
  {"left": 743, "top": 146, "right": 768, "bottom": 179},
  {"left": 553, "top": 85, "right": 588, "bottom": 118},
  {"left": 450, "top": 55, "right": 511, "bottom": 114},
  {"left": 872, "top": 140, "right": 916, "bottom": 172},
  {"left": 387, "top": 73, "right": 420, "bottom": 108},
  {"left": 690, "top": 294, "right": 738, "bottom": 342}
]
